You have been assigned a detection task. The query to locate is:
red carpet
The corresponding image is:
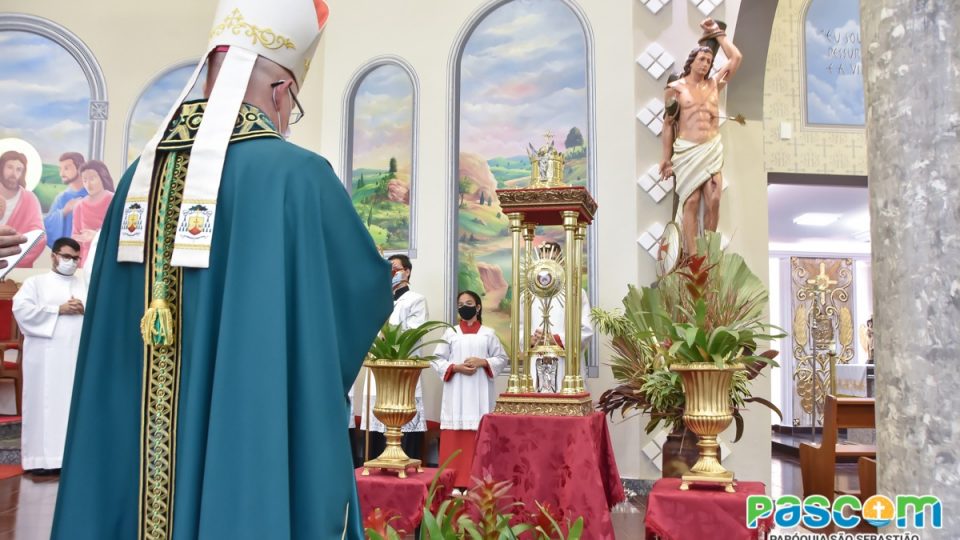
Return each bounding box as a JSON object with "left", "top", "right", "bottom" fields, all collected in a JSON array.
[{"left": 0, "top": 465, "right": 22, "bottom": 480}]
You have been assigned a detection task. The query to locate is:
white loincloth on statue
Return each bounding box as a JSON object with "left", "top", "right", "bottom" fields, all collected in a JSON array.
[{"left": 671, "top": 134, "right": 724, "bottom": 232}]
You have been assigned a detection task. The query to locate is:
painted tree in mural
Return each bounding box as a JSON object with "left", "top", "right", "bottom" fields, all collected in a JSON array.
[
  {"left": 350, "top": 64, "right": 414, "bottom": 250},
  {"left": 367, "top": 176, "right": 390, "bottom": 229},
  {"left": 456, "top": 0, "right": 590, "bottom": 340},
  {"left": 565, "top": 126, "right": 584, "bottom": 149},
  {"left": 459, "top": 176, "right": 471, "bottom": 209}
]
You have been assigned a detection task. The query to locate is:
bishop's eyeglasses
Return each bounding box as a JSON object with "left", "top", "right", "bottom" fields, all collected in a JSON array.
[{"left": 270, "top": 80, "right": 305, "bottom": 125}]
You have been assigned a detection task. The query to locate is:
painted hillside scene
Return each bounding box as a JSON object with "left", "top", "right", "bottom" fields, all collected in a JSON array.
[
  {"left": 350, "top": 64, "right": 414, "bottom": 251},
  {"left": 127, "top": 63, "right": 205, "bottom": 166},
  {"left": 457, "top": 0, "right": 589, "bottom": 341}
]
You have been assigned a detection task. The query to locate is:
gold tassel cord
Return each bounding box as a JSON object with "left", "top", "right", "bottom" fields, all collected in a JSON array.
[{"left": 141, "top": 298, "right": 176, "bottom": 347}]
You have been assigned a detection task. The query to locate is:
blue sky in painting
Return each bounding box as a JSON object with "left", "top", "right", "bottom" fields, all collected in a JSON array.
[
  {"left": 805, "top": 0, "right": 864, "bottom": 125},
  {"left": 352, "top": 64, "right": 413, "bottom": 172},
  {"left": 127, "top": 63, "right": 205, "bottom": 165},
  {"left": 0, "top": 31, "right": 90, "bottom": 164},
  {"left": 460, "top": 0, "right": 587, "bottom": 159}
]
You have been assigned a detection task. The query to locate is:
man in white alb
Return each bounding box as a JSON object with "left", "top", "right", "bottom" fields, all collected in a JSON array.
[
  {"left": 353, "top": 254, "right": 429, "bottom": 461},
  {"left": 13, "top": 237, "right": 87, "bottom": 473}
]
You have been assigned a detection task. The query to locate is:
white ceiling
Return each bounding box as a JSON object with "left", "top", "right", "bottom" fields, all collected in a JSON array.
[{"left": 767, "top": 184, "right": 870, "bottom": 254}]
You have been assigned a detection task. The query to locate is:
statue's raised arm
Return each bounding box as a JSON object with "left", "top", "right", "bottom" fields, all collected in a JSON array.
[{"left": 699, "top": 18, "right": 742, "bottom": 90}]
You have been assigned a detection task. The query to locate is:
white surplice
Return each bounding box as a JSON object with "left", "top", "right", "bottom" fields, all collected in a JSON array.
[
  {"left": 523, "top": 289, "right": 594, "bottom": 391},
  {"left": 351, "top": 289, "right": 428, "bottom": 431},
  {"left": 431, "top": 325, "right": 509, "bottom": 431},
  {"left": 13, "top": 270, "right": 87, "bottom": 470}
]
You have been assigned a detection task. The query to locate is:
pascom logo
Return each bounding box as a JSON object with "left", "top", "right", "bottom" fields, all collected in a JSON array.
[{"left": 746, "top": 494, "right": 942, "bottom": 530}]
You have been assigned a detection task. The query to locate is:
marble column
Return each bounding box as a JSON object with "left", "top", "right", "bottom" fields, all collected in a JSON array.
[{"left": 861, "top": 1, "right": 960, "bottom": 536}]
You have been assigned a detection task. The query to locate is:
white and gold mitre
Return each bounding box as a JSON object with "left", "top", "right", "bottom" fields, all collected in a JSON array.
[
  {"left": 118, "top": 0, "right": 329, "bottom": 268},
  {"left": 207, "top": 0, "right": 329, "bottom": 86}
]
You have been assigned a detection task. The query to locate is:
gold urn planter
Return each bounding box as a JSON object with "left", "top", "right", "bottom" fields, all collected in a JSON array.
[
  {"left": 361, "top": 359, "right": 430, "bottom": 479},
  {"left": 670, "top": 362, "right": 745, "bottom": 493}
]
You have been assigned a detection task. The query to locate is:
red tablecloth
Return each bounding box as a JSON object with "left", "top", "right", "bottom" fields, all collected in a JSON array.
[
  {"left": 471, "top": 412, "right": 625, "bottom": 540},
  {"left": 644, "top": 478, "right": 774, "bottom": 540},
  {"left": 355, "top": 467, "right": 455, "bottom": 534}
]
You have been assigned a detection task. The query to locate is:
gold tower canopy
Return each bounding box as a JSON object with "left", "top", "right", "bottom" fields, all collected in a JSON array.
[{"left": 494, "top": 137, "right": 597, "bottom": 417}]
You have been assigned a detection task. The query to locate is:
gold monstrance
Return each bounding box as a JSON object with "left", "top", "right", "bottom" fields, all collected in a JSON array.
[{"left": 494, "top": 134, "right": 596, "bottom": 416}]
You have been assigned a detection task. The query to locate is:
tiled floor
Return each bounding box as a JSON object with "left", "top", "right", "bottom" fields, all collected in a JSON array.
[
  {"left": 0, "top": 475, "right": 58, "bottom": 540},
  {"left": 771, "top": 451, "right": 859, "bottom": 499},
  {"left": 0, "top": 450, "right": 852, "bottom": 539}
]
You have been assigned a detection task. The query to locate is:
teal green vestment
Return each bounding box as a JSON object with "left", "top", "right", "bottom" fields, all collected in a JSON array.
[{"left": 51, "top": 101, "right": 393, "bottom": 540}]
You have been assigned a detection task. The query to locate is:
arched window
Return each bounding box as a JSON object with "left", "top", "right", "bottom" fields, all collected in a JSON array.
[
  {"left": 0, "top": 14, "right": 107, "bottom": 213},
  {"left": 803, "top": 0, "right": 864, "bottom": 126},
  {"left": 125, "top": 61, "right": 205, "bottom": 167},
  {"left": 449, "top": 0, "right": 598, "bottom": 375},
  {"left": 342, "top": 58, "right": 417, "bottom": 254}
]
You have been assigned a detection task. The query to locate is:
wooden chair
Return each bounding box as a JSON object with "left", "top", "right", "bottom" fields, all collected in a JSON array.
[
  {"left": 858, "top": 457, "right": 877, "bottom": 501},
  {"left": 800, "top": 395, "right": 876, "bottom": 500},
  {"left": 0, "top": 280, "right": 22, "bottom": 416}
]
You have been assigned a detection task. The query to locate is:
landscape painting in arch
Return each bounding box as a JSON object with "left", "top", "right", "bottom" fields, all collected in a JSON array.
[
  {"left": 0, "top": 30, "right": 90, "bottom": 213},
  {"left": 457, "top": 0, "right": 590, "bottom": 343},
  {"left": 804, "top": 0, "right": 865, "bottom": 126},
  {"left": 349, "top": 64, "right": 414, "bottom": 252},
  {"left": 127, "top": 64, "right": 205, "bottom": 166}
]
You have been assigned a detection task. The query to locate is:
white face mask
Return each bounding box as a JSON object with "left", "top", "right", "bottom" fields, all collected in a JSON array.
[
  {"left": 272, "top": 84, "right": 293, "bottom": 140},
  {"left": 57, "top": 257, "right": 78, "bottom": 276}
]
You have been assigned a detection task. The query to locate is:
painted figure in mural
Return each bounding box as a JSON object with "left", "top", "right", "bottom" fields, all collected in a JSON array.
[
  {"left": 71, "top": 160, "right": 115, "bottom": 266},
  {"left": 659, "top": 18, "right": 742, "bottom": 256},
  {"left": 0, "top": 150, "right": 45, "bottom": 267},
  {"left": 51, "top": 1, "right": 392, "bottom": 539},
  {"left": 43, "top": 152, "right": 88, "bottom": 249}
]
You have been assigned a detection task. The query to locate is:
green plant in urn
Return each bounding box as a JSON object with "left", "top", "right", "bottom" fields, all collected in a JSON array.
[
  {"left": 593, "top": 233, "right": 783, "bottom": 491},
  {"left": 362, "top": 320, "right": 451, "bottom": 478}
]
